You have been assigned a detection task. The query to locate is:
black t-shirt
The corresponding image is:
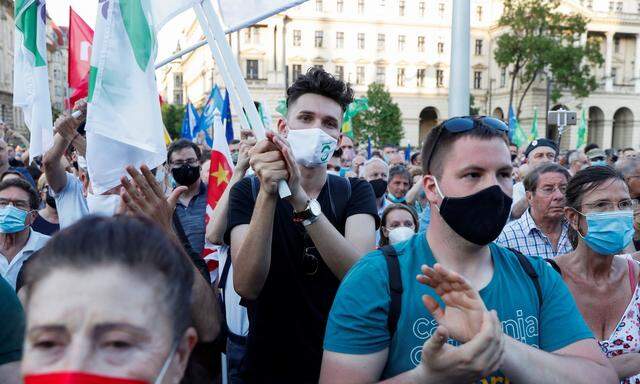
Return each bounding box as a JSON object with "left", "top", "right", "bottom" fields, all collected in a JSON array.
[
  {"left": 32, "top": 213, "right": 59, "bottom": 236},
  {"left": 225, "top": 175, "right": 379, "bottom": 383}
]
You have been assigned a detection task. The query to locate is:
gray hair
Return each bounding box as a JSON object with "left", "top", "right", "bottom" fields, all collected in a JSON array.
[
  {"left": 524, "top": 163, "right": 571, "bottom": 192},
  {"left": 567, "top": 150, "right": 583, "bottom": 165},
  {"left": 364, "top": 157, "right": 389, "bottom": 171},
  {"left": 616, "top": 157, "right": 640, "bottom": 178}
]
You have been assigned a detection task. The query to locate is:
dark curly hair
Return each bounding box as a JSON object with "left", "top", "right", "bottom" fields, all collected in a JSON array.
[{"left": 286, "top": 67, "right": 354, "bottom": 113}]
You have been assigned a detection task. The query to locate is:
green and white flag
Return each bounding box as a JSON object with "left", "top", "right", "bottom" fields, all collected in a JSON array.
[
  {"left": 13, "top": 0, "right": 53, "bottom": 157},
  {"left": 87, "top": 0, "right": 194, "bottom": 194},
  {"left": 576, "top": 109, "right": 587, "bottom": 149}
]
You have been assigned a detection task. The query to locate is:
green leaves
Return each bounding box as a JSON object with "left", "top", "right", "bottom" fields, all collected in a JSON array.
[{"left": 352, "top": 83, "right": 403, "bottom": 147}]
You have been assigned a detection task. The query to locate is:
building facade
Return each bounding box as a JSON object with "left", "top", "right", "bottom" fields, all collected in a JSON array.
[
  {"left": 0, "top": 0, "right": 21, "bottom": 132},
  {"left": 158, "top": 0, "right": 640, "bottom": 149}
]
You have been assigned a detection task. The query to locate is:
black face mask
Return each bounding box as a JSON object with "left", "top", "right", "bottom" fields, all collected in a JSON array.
[
  {"left": 45, "top": 189, "right": 56, "bottom": 209},
  {"left": 369, "top": 179, "right": 388, "bottom": 199},
  {"left": 436, "top": 183, "right": 512, "bottom": 245},
  {"left": 511, "top": 154, "right": 517, "bottom": 162},
  {"left": 171, "top": 164, "right": 201, "bottom": 186}
]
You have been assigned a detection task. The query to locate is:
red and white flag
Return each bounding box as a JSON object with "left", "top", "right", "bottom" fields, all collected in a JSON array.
[
  {"left": 202, "top": 110, "right": 234, "bottom": 282},
  {"left": 67, "top": 8, "right": 93, "bottom": 96}
]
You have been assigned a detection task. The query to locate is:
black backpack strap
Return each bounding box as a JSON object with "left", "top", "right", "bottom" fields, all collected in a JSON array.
[
  {"left": 250, "top": 175, "right": 259, "bottom": 202},
  {"left": 381, "top": 245, "right": 403, "bottom": 337},
  {"left": 219, "top": 251, "right": 233, "bottom": 297},
  {"left": 545, "top": 258, "right": 563, "bottom": 276},
  {"left": 509, "top": 247, "right": 543, "bottom": 308}
]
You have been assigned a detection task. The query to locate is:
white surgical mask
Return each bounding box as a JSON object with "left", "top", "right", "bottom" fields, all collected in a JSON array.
[
  {"left": 388, "top": 226, "right": 415, "bottom": 244},
  {"left": 86, "top": 193, "right": 121, "bottom": 216},
  {"left": 287, "top": 128, "right": 338, "bottom": 168}
]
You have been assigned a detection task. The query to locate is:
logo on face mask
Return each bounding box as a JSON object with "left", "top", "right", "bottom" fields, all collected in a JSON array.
[
  {"left": 287, "top": 128, "right": 338, "bottom": 168},
  {"left": 320, "top": 143, "right": 333, "bottom": 163}
]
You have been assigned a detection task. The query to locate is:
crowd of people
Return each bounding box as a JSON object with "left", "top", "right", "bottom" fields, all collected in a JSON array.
[{"left": 1, "top": 67, "right": 640, "bottom": 383}]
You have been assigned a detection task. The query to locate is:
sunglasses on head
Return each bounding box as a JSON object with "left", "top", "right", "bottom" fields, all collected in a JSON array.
[{"left": 425, "top": 116, "right": 509, "bottom": 173}]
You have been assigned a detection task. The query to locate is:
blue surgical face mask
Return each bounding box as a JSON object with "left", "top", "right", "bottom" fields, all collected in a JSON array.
[
  {"left": 388, "top": 195, "right": 406, "bottom": 204},
  {"left": 0, "top": 205, "right": 29, "bottom": 233},
  {"left": 578, "top": 210, "right": 634, "bottom": 255},
  {"left": 591, "top": 160, "right": 607, "bottom": 167}
]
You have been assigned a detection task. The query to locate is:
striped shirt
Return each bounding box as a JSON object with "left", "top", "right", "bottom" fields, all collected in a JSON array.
[{"left": 496, "top": 209, "right": 572, "bottom": 259}]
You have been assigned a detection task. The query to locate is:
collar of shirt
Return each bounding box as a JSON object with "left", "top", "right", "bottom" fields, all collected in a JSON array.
[
  {"left": 523, "top": 209, "right": 569, "bottom": 239},
  {"left": 177, "top": 181, "right": 207, "bottom": 208},
  {"left": 0, "top": 229, "right": 50, "bottom": 270}
]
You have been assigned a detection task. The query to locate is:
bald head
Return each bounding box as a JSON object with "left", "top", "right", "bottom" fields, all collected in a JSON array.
[{"left": 363, "top": 157, "right": 389, "bottom": 181}]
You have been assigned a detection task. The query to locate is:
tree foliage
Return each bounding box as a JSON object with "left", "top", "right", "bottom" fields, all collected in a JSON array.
[
  {"left": 494, "top": 0, "right": 603, "bottom": 118},
  {"left": 161, "top": 103, "right": 185, "bottom": 140},
  {"left": 352, "top": 83, "right": 403, "bottom": 147}
]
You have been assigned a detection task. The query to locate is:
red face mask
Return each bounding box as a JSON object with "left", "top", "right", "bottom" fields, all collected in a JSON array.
[{"left": 24, "top": 372, "right": 148, "bottom": 384}]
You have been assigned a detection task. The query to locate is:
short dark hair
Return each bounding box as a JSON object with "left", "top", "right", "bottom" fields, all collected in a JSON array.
[
  {"left": 389, "top": 165, "right": 411, "bottom": 184},
  {"left": 584, "top": 143, "right": 599, "bottom": 153},
  {"left": 421, "top": 122, "right": 509, "bottom": 177},
  {"left": 622, "top": 147, "right": 635, "bottom": 153},
  {"left": 229, "top": 139, "right": 240, "bottom": 145},
  {"left": 167, "top": 139, "right": 202, "bottom": 164},
  {"left": 383, "top": 144, "right": 397, "bottom": 150},
  {"left": 22, "top": 216, "right": 194, "bottom": 339},
  {"left": 286, "top": 68, "right": 354, "bottom": 113},
  {"left": 0, "top": 178, "right": 40, "bottom": 209},
  {"left": 565, "top": 165, "right": 625, "bottom": 247},
  {"left": 523, "top": 163, "right": 571, "bottom": 192}
]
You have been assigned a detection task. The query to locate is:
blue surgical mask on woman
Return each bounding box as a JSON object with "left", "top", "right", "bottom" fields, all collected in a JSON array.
[
  {"left": 0, "top": 205, "right": 29, "bottom": 233},
  {"left": 578, "top": 210, "right": 634, "bottom": 255}
]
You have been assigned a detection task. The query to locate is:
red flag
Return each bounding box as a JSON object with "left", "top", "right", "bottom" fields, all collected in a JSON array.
[
  {"left": 202, "top": 113, "right": 235, "bottom": 277},
  {"left": 68, "top": 8, "right": 94, "bottom": 90},
  {"left": 66, "top": 74, "right": 88, "bottom": 109}
]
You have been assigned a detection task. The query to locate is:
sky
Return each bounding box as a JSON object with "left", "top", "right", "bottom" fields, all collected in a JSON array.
[{"left": 47, "top": 1, "right": 191, "bottom": 63}]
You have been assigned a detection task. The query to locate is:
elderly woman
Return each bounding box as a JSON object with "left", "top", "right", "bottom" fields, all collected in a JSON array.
[
  {"left": 20, "top": 216, "right": 197, "bottom": 384},
  {"left": 379, "top": 203, "right": 419, "bottom": 247},
  {"left": 554, "top": 166, "right": 640, "bottom": 383}
]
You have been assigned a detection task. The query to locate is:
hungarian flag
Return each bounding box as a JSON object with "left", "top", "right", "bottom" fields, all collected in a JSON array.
[
  {"left": 13, "top": 0, "right": 53, "bottom": 157},
  {"left": 202, "top": 111, "right": 234, "bottom": 279},
  {"left": 68, "top": 8, "right": 93, "bottom": 97}
]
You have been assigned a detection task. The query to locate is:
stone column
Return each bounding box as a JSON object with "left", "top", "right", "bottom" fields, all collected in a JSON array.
[
  {"left": 605, "top": 31, "right": 614, "bottom": 92},
  {"left": 635, "top": 34, "right": 640, "bottom": 93},
  {"left": 602, "top": 118, "right": 613, "bottom": 148}
]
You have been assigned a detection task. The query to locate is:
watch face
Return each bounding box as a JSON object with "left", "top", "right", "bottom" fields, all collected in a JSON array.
[{"left": 310, "top": 200, "right": 322, "bottom": 216}]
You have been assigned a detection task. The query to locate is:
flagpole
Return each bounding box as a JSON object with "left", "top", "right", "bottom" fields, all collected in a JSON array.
[
  {"left": 193, "top": 0, "right": 291, "bottom": 198},
  {"left": 448, "top": 0, "right": 470, "bottom": 117}
]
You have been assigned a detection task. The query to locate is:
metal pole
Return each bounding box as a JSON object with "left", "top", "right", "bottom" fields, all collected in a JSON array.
[
  {"left": 448, "top": 0, "right": 471, "bottom": 117},
  {"left": 545, "top": 75, "right": 551, "bottom": 138},
  {"left": 155, "top": 40, "right": 207, "bottom": 69}
]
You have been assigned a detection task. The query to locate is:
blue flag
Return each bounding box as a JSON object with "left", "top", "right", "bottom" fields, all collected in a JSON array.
[
  {"left": 222, "top": 90, "right": 234, "bottom": 143},
  {"left": 508, "top": 105, "right": 517, "bottom": 142},
  {"left": 367, "top": 136, "right": 372, "bottom": 159},
  {"left": 181, "top": 102, "right": 199, "bottom": 141},
  {"left": 404, "top": 144, "right": 411, "bottom": 162},
  {"left": 195, "top": 86, "right": 223, "bottom": 147}
]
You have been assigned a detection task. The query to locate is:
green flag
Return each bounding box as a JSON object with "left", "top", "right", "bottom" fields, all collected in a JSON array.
[
  {"left": 512, "top": 117, "right": 527, "bottom": 148},
  {"left": 342, "top": 98, "right": 368, "bottom": 138},
  {"left": 577, "top": 109, "right": 587, "bottom": 149},
  {"left": 275, "top": 99, "right": 288, "bottom": 117},
  {"left": 529, "top": 108, "right": 539, "bottom": 142}
]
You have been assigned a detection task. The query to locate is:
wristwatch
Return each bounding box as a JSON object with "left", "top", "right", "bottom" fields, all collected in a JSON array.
[{"left": 293, "top": 199, "right": 322, "bottom": 226}]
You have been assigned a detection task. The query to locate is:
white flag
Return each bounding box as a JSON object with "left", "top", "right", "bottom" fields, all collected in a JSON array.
[
  {"left": 86, "top": 0, "right": 168, "bottom": 194},
  {"left": 13, "top": 0, "right": 53, "bottom": 157},
  {"left": 151, "top": 0, "right": 198, "bottom": 29},
  {"left": 216, "top": 0, "right": 308, "bottom": 32}
]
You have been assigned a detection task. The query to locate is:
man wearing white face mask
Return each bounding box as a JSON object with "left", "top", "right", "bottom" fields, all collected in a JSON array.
[{"left": 225, "top": 68, "right": 379, "bottom": 383}]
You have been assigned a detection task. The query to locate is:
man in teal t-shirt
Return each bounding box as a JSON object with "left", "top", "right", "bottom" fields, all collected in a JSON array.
[{"left": 320, "top": 117, "right": 618, "bottom": 383}]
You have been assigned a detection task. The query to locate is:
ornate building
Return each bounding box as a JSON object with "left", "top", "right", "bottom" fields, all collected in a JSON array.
[{"left": 158, "top": 0, "right": 640, "bottom": 149}]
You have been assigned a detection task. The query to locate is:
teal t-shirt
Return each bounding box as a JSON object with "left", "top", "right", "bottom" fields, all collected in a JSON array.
[
  {"left": 324, "top": 233, "right": 593, "bottom": 381},
  {"left": 0, "top": 277, "right": 24, "bottom": 365}
]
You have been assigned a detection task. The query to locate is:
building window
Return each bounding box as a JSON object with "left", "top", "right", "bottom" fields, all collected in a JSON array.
[
  {"left": 614, "top": 37, "right": 620, "bottom": 53},
  {"left": 418, "top": 36, "right": 425, "bottom": 52},
  {"left": 377, "top": 34, "right": 386, "bottom": 50},
  {"left": 587, "top": 0, "right": 593, "bottom": 8},
  {"left": 438, "top": 2, "right": 445, "bottom": 16},
  {"left": 475, "top": 39, "right": 483, "bottom": 55},
  {"left": 336, "top": 32, "right": 344, "bottom": 48},
  {"left": 399, "top": 0, "right": 405, "bottom": 16},
  {"left": 244, "top": 28, "right": 252, "bottom": 44},
  {"left": 473, "top": 71, "right": 482, "bottom": 89},
  {"left": 358, "top": 0, "right": 365, "bottom": 14},
  {"left": 173, "top": 73, "right": 183, "bottom": 87},
  {"left": 500, "top": 67, "right": 507, "bottom": 87},
  {"left": 612, "top": 67, "right": 618, "bottom": 83},
  {"left": 314, "top": 64, "right": 324, "bottom": 70},
  {"left": 397, "top": 68, "right": 405, "bottom": 86},
  {"left": 337, "top": 0, "right": 344, "bottom": 12},
  {"left": 292, "top": 64, "right": 302, "bottom": 81},
  {"left": 476, "top": 5, "right": 483, "bottom": 21},
  {"left": 356, "top": 66, "right": 365, "bottom": 85},
  {"left": 246, "top": 60, "right": 259, "bottom": 79},
  {"left": 293, "top": 30, "right": 301, "bottom": 46},
  {"left": 358, "top": 33, "right": 365, "bottom": 49},
  {"left": 417, "top": 68, "right": 426, "bottom": 87},
  {"left": 398, "top": 35, "right": 406, "bottom": 51},
  {"left": 419, "top": 1, "right": 425, "bottom": 16},
  {"left": 315, "top": 30, "right": 324, "bottom": 48},
  {"left": 376, "top": 66, "right": 386, "bottom": 84},
  {"left": 437, "top": 41, "right": 444, "bottom": 54},
  {"left": 335, "top": 65, "right": 344, "bottom": 81},
  {"left": 609, "top": 1, "right": 614, "bottom": 11},
  {"left": 436, "top": 69, "right": 444, "bottom": 87},
  {"left": 617, "top": 1, "right": 623, "bottom": 12},
  {"left": 316, "top": 0, "right": 323, "bottom": 12},
  {"left": 174, "top": 92, "right": 183, "bottom": 105}
]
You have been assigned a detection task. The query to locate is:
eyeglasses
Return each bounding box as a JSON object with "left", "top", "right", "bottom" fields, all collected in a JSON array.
[
  {"left": 536, "top": 185, "right": 567, "bottom": 196},
  {"left": 0, "top": 199, "right": 30, "bottom": 211},
  {"left": 582, "top": 199, "right": 639, "bottom": 213},
  {"left": 425, "top": 116, "right": 509, "bottom": 173},
  {"left": 171, "top": 159, "right": 199, "bottom": 167}
]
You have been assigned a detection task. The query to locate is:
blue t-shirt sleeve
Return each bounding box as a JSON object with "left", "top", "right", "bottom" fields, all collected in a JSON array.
[
  {"left": 324, "top": 252, "right": 391, "bottom": 354},
  {"left": 535, "top": 259, "right": 594, "bottom": 351}
]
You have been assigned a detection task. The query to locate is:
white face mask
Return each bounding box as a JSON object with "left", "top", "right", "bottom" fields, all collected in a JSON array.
[
  {"left": 287, "top": 128, "right": 338, "bottom": 168},
  {"left": 86, "top": 193, "right": 121, "bottom": 216},
  {"left": 388, "top": 226, "right": 415, "bottom": 245}
]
